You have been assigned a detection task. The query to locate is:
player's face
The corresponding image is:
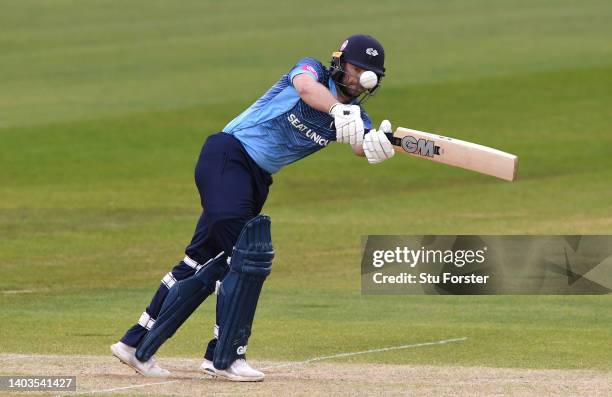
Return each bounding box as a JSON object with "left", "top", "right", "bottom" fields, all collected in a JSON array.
[{"left": 342, "top": 63, "right": 367, "bottom": 97}]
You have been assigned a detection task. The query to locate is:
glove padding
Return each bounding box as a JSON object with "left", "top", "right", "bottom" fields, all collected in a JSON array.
[
  {"left": 363, "top": 120, "right": 395, "bottom": 164},
  {"left": 329, "top": 103, "right": 364, "bottom": 146}
]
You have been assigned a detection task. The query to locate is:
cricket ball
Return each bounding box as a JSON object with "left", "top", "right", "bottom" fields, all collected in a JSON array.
[{"left": 359, "top": 71, "right": 378, "bottom": 90}]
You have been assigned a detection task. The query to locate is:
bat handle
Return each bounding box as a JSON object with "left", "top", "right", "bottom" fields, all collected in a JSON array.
[
  {"left": 334, "top": 127, "right": 397, "bottom": 146},
  {"left": 385, "top": 132, "right": 401, "bottom": 147},
  {"left": 363, "top": 129, "right": 397, "bottom": 145}
]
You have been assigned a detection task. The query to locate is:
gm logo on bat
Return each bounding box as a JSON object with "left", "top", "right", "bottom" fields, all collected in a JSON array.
[{"left": 401, "top": 136, "right": 442, "bottom": 157}]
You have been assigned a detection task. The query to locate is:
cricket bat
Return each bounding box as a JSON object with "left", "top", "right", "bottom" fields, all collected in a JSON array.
[{"left": 384, "top": 127, "right": 518, "bottom": 182}]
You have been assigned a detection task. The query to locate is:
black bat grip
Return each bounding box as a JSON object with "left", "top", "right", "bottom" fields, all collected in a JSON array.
[
  {"left": 385, "top": 132, "right": 401, "bottom": 146},
  {"left": 364, "top": 129, "right": 399, "bottom": 146},
  {"left": 332, "top": 126, "right": 398, "bottom": 146}
]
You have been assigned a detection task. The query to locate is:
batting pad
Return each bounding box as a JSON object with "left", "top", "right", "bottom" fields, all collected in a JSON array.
[
  {"left": 213, "top": 215, "right": 274, "bottom": 369},
  {"left": 135, "top": 252, "right": 228, "bottom": 362}
]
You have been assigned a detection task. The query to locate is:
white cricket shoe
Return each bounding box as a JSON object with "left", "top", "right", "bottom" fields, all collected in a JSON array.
[
  {"left": 199, "top": 358, "right": 216, "bottom": 376},
  {"left": 211, "top": 358, "right": 265, "bottom": 382},
  {"left": 110, "top": 341, "right": 171, "bottom": 378}
]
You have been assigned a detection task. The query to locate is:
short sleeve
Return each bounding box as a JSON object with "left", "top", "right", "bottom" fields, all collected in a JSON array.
[{"left": 289, "top": 57, "right": 326, "bottom": 86}]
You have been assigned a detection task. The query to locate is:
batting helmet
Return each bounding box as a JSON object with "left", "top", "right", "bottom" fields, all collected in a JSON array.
[{"left": 330, "top": 34, "right": 386, "bottom": 97}]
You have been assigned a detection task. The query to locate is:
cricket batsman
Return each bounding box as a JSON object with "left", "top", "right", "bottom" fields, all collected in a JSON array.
[{"left": 111, "top": 34, "right": 394, "bottom": 382}]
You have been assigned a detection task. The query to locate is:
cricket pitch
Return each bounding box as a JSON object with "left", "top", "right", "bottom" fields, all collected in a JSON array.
[{"left": 1, "top": 353, "right": 609, "bottom": 396}]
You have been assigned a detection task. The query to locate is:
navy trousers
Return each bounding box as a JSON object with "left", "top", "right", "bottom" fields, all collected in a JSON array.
[{"left": 121, "top": 132, "right": 272, "bottom": 349}]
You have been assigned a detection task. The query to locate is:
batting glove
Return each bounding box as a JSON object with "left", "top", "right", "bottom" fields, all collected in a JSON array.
[
  {"left": 363, "top": 120, "right": 395, "bottom": 164},
  {"left": 329, "top": 103, "right": 365, "bottom": 146}
]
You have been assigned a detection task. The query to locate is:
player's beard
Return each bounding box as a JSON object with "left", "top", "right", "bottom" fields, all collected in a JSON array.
[
  {"left": 344, "top": 84, "right": 364, "bottom": 98},
  {"left": 339, "top": 76, "right": 365, "bottom": 99}
]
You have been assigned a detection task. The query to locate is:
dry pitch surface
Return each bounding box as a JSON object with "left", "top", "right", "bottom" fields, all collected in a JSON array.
[{"left": 1, "top": 353, "right": 609, "bottom": 396}]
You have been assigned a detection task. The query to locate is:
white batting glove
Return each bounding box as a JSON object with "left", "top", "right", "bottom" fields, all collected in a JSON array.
[
  {"left": 329, "top": 103, "right": 364, "bottom": 146},
  {"left": 363, "top": 120, "right": 395, "bottom": 164}
]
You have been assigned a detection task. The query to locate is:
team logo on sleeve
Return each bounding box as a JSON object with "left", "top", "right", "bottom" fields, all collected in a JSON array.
[{"left": 301, "top": 64, "right": 319, "bottom": 79}]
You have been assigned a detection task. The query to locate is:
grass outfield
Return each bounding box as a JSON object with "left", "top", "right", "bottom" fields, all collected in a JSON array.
[{"left": 1, "top": 0, "right": 611, "bottom": 375}]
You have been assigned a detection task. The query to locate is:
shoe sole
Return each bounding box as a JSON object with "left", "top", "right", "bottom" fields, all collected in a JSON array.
[
  {"left": 199, "top": 361, "right": 264, "bottom": 382},
  {"left": 213, "top": 369, "right": 264, "bottom": 382},
  {"left": 110, "top": 345, "right": 141, "bottom": 375},
  {"left": 200, "top": 366, "right": 217, "bottom": 377},
  {"left": 110, "top": 345, "right": 133, "bottom": 366},
  {"left": 110, "top": 345, "right": 170, "bottom": 378}
]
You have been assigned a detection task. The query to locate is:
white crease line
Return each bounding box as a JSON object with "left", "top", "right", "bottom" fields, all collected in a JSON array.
[
  {"left": 66, "top": 380, "right": 179, "bottom": 396},
  {"left": 261, "top": 337, "right": 468, "bottom": 370}
]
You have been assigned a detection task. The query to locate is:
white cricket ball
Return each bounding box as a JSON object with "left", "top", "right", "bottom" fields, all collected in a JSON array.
[{"left": 359, "top": 70, "right": 378, "bottom": 90}]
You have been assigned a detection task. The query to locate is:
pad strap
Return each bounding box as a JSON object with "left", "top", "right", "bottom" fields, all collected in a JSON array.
[
  {"left": 161, "top": 272, "right": 177, "bottom": 289},
  {"left": 137, "top": 311, "right": 156, "bottom": 330},
  {"left": 183, "top": 255, "right": 204, "bottom": 271}
]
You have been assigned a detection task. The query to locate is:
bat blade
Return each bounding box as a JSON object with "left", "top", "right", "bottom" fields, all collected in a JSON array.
[{"left": 387, "top": 127, "right": 518, "bottom": 181}]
